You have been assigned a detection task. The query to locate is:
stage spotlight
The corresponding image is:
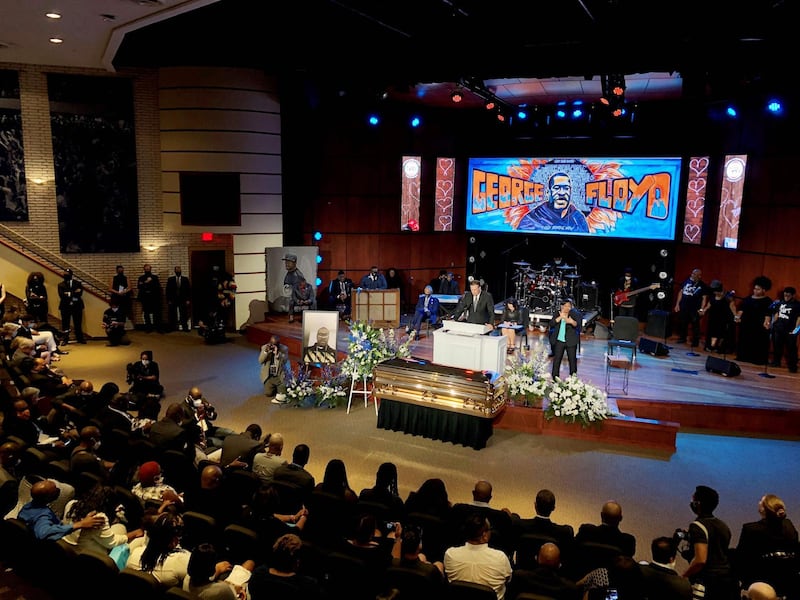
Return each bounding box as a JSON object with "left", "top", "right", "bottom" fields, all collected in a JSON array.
[
  {"left": 313, "top": 231, "right": 322, "bottom": 241},
  {"left": 410, "top": 115, "right": 421, "bottom": 128},
  {"left": 726, "top": 105, "right": 738, "bottom": 118},
  {"left": 316, "top": 255, "right": 323, "bottom": 264},
  {"left": 572, "top": 108, "right": 583, "bottom": 119},
  {"left": 368, "top": 114, "right": 380, "bottom": 126},
  {"left": 315, "top": 277, "right": 322, "bottom": 286},
  {"left": 658, "top": 271, "right": 668, "bottom": 280},
  {"left": 484, "top": 99, "right": 496, "bottom": 111},
  {"left": 656, "top": 290, "right": 667, "bottom": 300},
  {"left": 766, "top": 98, "right": 783, "bottom": 114},
  {"left": 450, "top": 89, "right": 463, "bottom": 103},
  {"left": 517, "top": 110, "right": 527, "bottom": 120},
  {"left": 496, "top": 110, "right": 506, "bottom": 122},
  {"left": 555, "top": 109, "right": 566, "bottom": 119},
  {"left": 468, "top": 256, "right": 476, "bottom": 264},
  {"left": 659, "top": 248, "right": 669, "bottom": 257}
]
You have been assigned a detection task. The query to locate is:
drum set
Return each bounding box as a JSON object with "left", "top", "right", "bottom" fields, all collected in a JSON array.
[{"left": 512, "top": 260, "right": 582, "bottom": 313}]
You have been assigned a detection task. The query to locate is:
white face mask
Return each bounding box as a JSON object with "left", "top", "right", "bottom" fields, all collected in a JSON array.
[
  {"left": 154, "top": 474, "right": 164, "bottom": 486},
  {"left": 141, "top": 359, "right": 149, "bottom": 366},
  {"left": 625, "top": 275, "right": 631, "bottom": 280},
  {"left": 193, "top": 399, "right": 204, "bottom": 408}
]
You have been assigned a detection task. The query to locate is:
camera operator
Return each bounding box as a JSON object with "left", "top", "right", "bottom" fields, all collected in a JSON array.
[
  {"left": 678, "top": 485, "right": 736, "bottom": 600},
  {"left": 259, "top": 335, "right": 291, "bottom": 404}
]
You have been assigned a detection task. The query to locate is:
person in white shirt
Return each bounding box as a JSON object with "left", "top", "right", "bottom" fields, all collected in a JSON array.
[{"left": 444, "top": 513, "right": 512, "bottom": 600}]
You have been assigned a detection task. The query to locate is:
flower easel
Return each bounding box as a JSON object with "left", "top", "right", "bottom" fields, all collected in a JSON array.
[{"left": 347, "top": 374, "right": 377, "bottom": 415}]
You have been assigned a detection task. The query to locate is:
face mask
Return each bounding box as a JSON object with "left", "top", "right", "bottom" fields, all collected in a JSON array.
[
  {"left": 93, "top": 440, "right": 102, "bottom": 451},
  {"left": 141, "top": 359, "right": 149, "bottom": 366},
  {"left": 625, "top": 275, "right": 631, "bottom": 280},
  {"left": 154, "top": 475, "right": 164, "bottom": 486},
  {"left": 193, "top": 399, "right": 204, "bottom": 408}
]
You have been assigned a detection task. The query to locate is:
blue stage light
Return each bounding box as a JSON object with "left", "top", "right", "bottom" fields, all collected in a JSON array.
[
  {"left": 555, "top": 109, "right": 566, "bottom": 119},
  {"left": 766, "top": 99, "right": 782, "bottom": 114},
  {"left": 313, "top": 231, "right": 322, "bottom": 241},
  {"left": 315, "top": 277, "right": 322, "bottom": 286},
  {"left": 410, "top": 116, "right": 421, "bottom": 128},
  {"left": 572, "top": 109, "right": 583, "bottom": 119},
  {"left": 517, "top": 110, "right": 527, "bottom": 120},
  {"left": 315, "top": 255, "right": 322, "bottom": 264},
  {"left": 726, "top": 106, "right": 738, "bottom": 118},
  {"left": 368, "top": 114, "right": 380, "bottom": 126}
]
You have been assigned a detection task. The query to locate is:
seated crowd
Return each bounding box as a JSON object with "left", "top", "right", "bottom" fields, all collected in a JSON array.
[{"left": 1, "top": 387, "right": 798, "bottom": 600}]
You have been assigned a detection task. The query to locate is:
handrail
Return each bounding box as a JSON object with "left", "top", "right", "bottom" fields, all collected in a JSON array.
[{"left": 0, "top": 224, "right": 110, "bottom": 301}]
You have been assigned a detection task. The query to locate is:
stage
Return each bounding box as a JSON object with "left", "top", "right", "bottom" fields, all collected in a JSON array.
[{"left": 246, "top": 314, "right": 800, "bottom": 452}]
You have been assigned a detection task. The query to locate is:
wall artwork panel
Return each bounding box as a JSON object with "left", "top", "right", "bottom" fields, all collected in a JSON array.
[
  {"left": 48, "top": 74, "right": 139, "bottom": 252},
  {"left": 0, "top": 69, "right": 28, "bottom": 221}
]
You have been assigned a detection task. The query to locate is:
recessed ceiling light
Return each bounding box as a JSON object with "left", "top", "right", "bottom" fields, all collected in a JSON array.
[
  {"left": 49, "top": 37, "right": 63, "bottom": 44},
  {"left": 45, "top": 12, "right": 61, "bottom": 19}
]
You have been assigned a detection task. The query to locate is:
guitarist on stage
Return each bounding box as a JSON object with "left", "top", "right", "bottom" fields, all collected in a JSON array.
[{"left": 614, "top": 267, "right": 640, "bottom": 319}]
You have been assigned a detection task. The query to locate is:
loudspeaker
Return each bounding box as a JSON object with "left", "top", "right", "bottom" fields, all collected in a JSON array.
[
  {"left": 578, "top": 283, "right": 599, "bottom": 310},
  {"left": 705, "top": 356, "right": 741, "bottom": 377},
  {"left": 593, "top": 322, "right": 611, "bottom": 340},
  {"left": 645, "top": 309, "right": 671, "bottom": 338},
  {"left": 638, "top": 337, "right": 670, "bottom": 356}
]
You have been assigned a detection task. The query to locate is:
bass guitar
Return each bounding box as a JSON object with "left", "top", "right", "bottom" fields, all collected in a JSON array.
[{"left": 613, "top": 283, "right": 660, "bottom": 306}]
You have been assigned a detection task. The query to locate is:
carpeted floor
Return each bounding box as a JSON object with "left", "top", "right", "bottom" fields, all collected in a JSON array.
[{"left": 9, "top": 327, "right": 800, "bottom": 572}]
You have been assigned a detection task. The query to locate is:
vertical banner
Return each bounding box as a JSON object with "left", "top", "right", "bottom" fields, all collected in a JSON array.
[
  {"left": 400, "top": 155, "right": 420, "bottom": 231},
  {"left": 682, "top": 156, "right": 709, "bottom": 244},
  {"left": 434, "top": 157, "right": 455, "bottom": 231},
  {"left": 715, "top": 154, "right": 747, "bottom": 249}
]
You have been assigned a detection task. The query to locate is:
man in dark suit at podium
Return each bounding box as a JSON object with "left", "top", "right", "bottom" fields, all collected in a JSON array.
[{"left": 453, "top": 279, "right": 495, "bottom": 326}]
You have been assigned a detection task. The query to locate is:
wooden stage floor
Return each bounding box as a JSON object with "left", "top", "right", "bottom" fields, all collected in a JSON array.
[{"left": 247, "top": 315, "right": 800, "bottom": 440}]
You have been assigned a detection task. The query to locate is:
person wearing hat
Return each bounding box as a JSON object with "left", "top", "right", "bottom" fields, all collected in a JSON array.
[
  {"left": 703, "top": 280, "right": 737, "bottom": 353},
  {"left": 57, "top": 268, "right": 86, "bottom": 344},
  {"left": 328, "top": 270, "right": 353, "bottom": 318},
  {"left": 768, "top": 285, "right": 800, "bottom": 372},
  {"left": 282, "top": 253, "right": 305, "bottom": 288}
]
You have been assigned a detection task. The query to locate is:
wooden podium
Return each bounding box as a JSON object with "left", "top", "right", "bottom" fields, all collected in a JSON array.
[{"left": 353, "top": 288, "right": 400, "bottom": 328}]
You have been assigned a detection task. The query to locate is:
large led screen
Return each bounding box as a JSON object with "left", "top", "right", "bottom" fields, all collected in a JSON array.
[{"left": 466, "top": 157, "right": 681, "bottom": 241}]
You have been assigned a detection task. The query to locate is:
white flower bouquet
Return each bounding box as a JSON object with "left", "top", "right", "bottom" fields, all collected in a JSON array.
[
  {"left": 340, "top": 320, "right": 414, "bottom": 380},
  {"left": 504, "top": 343, "right": 551, "bottom": 407},
  {"left": 544, "top": 373, "right": 612, "bottom": 428}
]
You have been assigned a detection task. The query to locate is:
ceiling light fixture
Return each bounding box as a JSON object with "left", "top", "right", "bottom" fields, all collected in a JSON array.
[
  {"left": 45, "top": 12, "right": 61, "bottom": 19},
  {"left": 49, "top": 37, "right": 63, "bottom": 44}
]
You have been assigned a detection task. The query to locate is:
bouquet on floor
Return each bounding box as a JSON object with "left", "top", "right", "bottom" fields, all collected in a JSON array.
[
  {"left": 315, "top": 363, "right": 348, "bottom": 408},
  {"left": 339, "top": 320, "right": 413, "bottom": 380},
  {"left": 544, "top": 373, "right": 612, "bottom": 428},
  {"left": 504, "top": 342, "right": 552, "bottom": 407}
]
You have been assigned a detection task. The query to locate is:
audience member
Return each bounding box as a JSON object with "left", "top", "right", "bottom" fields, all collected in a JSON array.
[
  {"left": 390, "top": 522, "right": 445, "bottom": 581},
  {"left": 62, "top": 483, "right": 144, "bottom": 555},
  {"left": 18, "top": 479, "right": 104, "bottom": 540},
  {"left": 0, "top": 440, "right": 22, "bottom": 515},
  {"left": 57, "top": 269, "right": 86, "bottom": 344},
  {"left": 577, "top": 554, "right": 644, "bottom": 599},
  {"left": 110, "top": 265, "right": 134, "bottom": 323},
  {"left": 183, "top": 542, "right": 254, "bottom": 600},
  {"left": 272, "top": 443, "right": 315, "bottom": 509},
  {"left": 148, "top": 402, "right": 193, "bottom": 457},
  {"left": 735, "top": 493, "right": 799, "bottom": 591},
  {"left": 127, "top": 350, "right": 164, "bottom": 418},
  {"left": 252, "top": 432, "right": 287, "bottom": 484},
  {"left": 511, "top": 488, "right": 575, "bottom": 565},
  {"left": 24, "top": 271, "right": 49, "bottom": 324},
  {"left": 444, "top": 513, "right": 513, "bottom": 600},
  {"left": 165, "top": 266, "right": 192, "bottom": 333},
  {"left": 248, "top": 533, "right": 326, "bottom": 600},
  {"left": 182, "top": 463, "right": 242, "bottom": 528},
  {"left": 404, "top": 477, "right": 453, "bottom": 520},
  {"left": 507, "top": 541, "right": 581, "bottom": 600},
  {"left": 238, "top": 484, "right": 307, "bottom": 556},
  {"left": 137, "top": 263, "right": 163, "bottom": 333},
  {"left": 450, "top": 480, "right": 514, "bottom": 557},
  {"left": 747, "top": 582, "right": 779, "bottom": 600},
  {"left": 208, "top": 423, "right": 264, "bottom": 468},
  {"left": 314, "top": 458, "right": 358, "bottom": 503},
  {"left": 359, "top": 462, "right": 405, "bottom": 523},
  {"left": 288, "top": 276, "right": 317, "bottom": 323},
  {"left": 406, "top": 285, "right": 440, "bottom": 338},
  {"left": 127, "top": 511, "right": 191, "bottom": 588},
  {"left": 639, "top": 536, "right": 692, "bottom": 600},
  {"left": 575, "top": 500, "right": 637, "bottom": 557},
  {"left": 131, "top": 460, "right": 184, "bottom": 509},
  {"left": 69, "top": 424, "right": 115, "bottom": 483}
]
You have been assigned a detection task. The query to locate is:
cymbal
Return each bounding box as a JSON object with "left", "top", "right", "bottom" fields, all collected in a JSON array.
[
  {"left": 541, "top": 263, "right": 553, "bottom": 269},
  {"left": 557, "top": 264, "right": 576, "bottom": 270},
  {"left": 564, "top": 274, "right": 581, "bottom": 279},
  {"left": 512, "top": 260, "right": 531, "bottom": 266}
]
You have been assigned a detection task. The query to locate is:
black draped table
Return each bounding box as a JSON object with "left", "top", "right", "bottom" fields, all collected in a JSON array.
[{"left": 377, "top": 398, "right": 494, "bottom": 449}]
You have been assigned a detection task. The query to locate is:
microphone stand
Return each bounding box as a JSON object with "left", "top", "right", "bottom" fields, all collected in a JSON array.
[
  {"left": 500, "top": 238, "right": 529, "bottom": 303},
  {"left": 759, "top": 329, "right": 776, "bottom": 378}
]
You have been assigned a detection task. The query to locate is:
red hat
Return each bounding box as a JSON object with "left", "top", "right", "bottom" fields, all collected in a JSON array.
[{"left": 138, "top": 461, "right": 161, "bottom": 486}]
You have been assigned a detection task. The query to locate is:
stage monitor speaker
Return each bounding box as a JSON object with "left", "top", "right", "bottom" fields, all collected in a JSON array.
[
  {"left": 705, "top": 356, "right": 741, "bottom": 377},
  {"left": 638, "top": 337, "right": 670, "bottom": 357},
  {"left": 578, "top": 283, "right": 599, "bottom": 310},
  {"left": 645, "top": 309, "right": 671, "bottom": 338},
  {"left": 593, "top": 322, "right": 611, "bottom": 340}
]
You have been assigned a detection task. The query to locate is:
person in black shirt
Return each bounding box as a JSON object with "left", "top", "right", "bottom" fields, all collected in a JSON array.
[{"left": 769, "top": 286, "right": 800, "bottom": 372}]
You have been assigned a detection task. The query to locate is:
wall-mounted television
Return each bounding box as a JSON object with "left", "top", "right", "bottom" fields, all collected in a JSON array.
[{"left": 466, "top": 156, "right": 681, "bottom": 241}]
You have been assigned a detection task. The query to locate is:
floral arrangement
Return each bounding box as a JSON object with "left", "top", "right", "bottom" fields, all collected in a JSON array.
[
  {"left": 543, "top": 374, "right": 612, "bottom": 428},
  {"left": 339, "top": 320, "right": 414, "bottom": 380},
  {"left": 283, "top": 361, "right": 350, "bottom": 408},
  {"left": 504, "top": 343, "right": 551, "bottom": 407}
]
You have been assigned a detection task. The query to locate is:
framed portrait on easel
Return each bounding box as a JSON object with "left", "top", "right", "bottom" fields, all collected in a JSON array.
[{"left": 301, "top": 310, "right": 339, "bottom": 365}]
